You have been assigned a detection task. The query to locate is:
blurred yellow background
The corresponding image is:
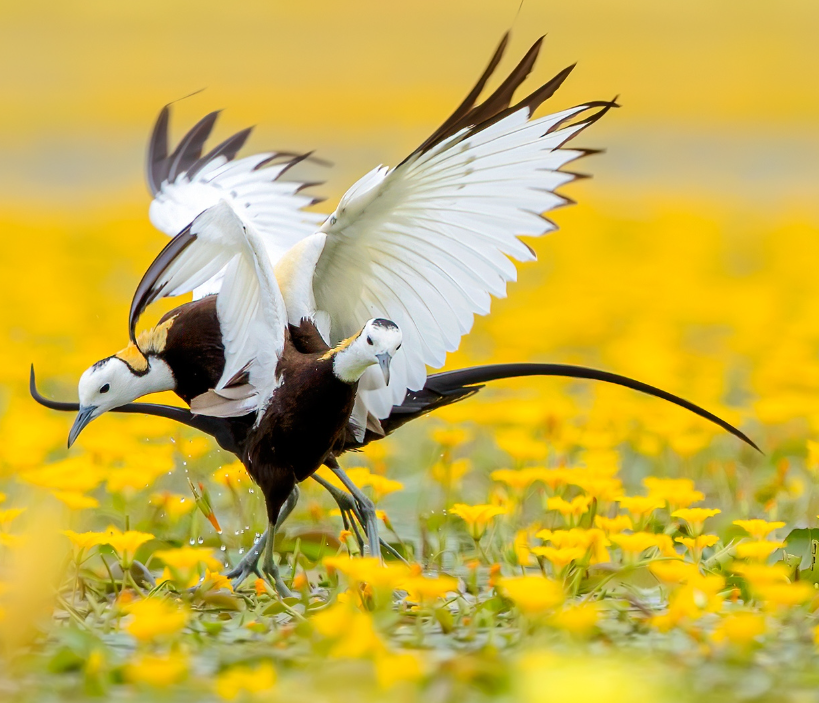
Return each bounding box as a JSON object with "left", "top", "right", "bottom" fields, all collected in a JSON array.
[{"left": 2, "top": 0, "right": 819, "bottom": 455}]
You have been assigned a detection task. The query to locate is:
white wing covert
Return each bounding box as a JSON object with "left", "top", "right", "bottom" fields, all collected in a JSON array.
[
  {"left": 129, "top": 201, "right": 288, "bottom": 417},
  {"left": 310, "top": 35, "right": 615, "bottom": 429},
  {"left": 146, "top": 106, "right": 325, "bottom": 297}
]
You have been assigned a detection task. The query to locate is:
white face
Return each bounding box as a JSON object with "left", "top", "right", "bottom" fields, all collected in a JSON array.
[
  {"left": 77, "top": 358, "right": 145, "bottom": 415},
  {"left": 69, "top": 356, "right": 175, "bottom": 447},
  {"left": 333, "top": 318, "right": 403, "bottom": 385}
]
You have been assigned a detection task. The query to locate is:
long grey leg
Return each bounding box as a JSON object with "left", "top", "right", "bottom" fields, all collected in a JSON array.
[
  {"left": 327, "top": 462, "right": 380, "bottom": 559},
  {"left": 312, "top": 474, "right": 407, "bottom": 563},
  {"left": 226, "top": 485, "right": 299, "bottom": 591}
]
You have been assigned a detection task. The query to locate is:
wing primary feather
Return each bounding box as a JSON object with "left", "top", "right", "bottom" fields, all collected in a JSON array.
[
  {"left": 411, "top": 33, "right": 510, "bottom": 158},
  {"left": 186, "top": 126, "right": 253, "bottom": 181},
  {"left": 147, "top": 106, "right": 170, "bottom": 195},
  {"left": 459, "top": 36, "right": 544, "bottom": 126},
  {"left": 129, "top": 225, "right": 198, "bottom": 344},
  {"left": 167, "top": 110, "right": 221, "bottom": 183}
]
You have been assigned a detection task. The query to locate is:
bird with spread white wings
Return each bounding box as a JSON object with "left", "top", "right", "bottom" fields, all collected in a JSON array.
[
  {"left": 131, "top": 34, "right": 614, "bottom": 426},
  {"left": 123, "top": 34, "right": 616, "bottom": 580}
]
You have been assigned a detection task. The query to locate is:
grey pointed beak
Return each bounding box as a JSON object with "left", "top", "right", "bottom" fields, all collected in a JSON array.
[
  {"left": 375, "top": 353, "right": 392, "bottom": 385},
  {"left": 68, "top": 405, "right": 97, "bottom": 448}
]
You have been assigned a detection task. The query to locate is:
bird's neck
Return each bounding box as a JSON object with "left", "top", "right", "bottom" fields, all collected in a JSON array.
[
  {"left": 329, "top": 340, "right": 371, "bottom": 384},
  {"left": 139, "top": 356, "right": 176, "bottom": 395}
]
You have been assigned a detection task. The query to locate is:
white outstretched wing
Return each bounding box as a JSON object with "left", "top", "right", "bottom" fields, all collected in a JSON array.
[
  {"left": 146, "top": 106, "right": 325, "bottom": 297},
  {"left": 130, "top": 201, "right": 287, "bottom": 416},
  {"left": 305, "top": 35, "right": 614, "bottom": 431}
]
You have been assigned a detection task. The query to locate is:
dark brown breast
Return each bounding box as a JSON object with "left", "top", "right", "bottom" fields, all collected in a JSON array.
[{"left": 243, "top": 341, "right": 357, "bottom": 492}]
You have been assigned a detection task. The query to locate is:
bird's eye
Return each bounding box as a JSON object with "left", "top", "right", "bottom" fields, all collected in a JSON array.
[
  {"left": 330, "top": 215, "right": 338, "bottom": 225},
  {"left": 100, "top": 383, "right": 110, "bottom": 394},
  {"left": 396, "top": 343, "right": 402, "bottom": 350},
  {"left": 366, "top": 336, "right": 373, "bottom": 345}
]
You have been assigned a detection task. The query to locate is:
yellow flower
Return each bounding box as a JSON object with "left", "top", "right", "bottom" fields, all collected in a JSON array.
[
  {"left": 712, "top": 613, "right": 766, "bottom": 647},
  {"left": 498, "top": 576, "right": 564, "bottom": 614},
  {"left": 536, "top": 528, "right": 610, "bottom": 564},
  {"left": 611, "top": 532, "right": 675, "bottom": 558},
  {"left": 101, "top": 526, "right": 155, "bottom": 566},
  {"left": 491, "top": 468, "right": 542, "bottom": 491},
  {"left": 311, "top": 602, "right": 383, "bottom": 658},
  {"left": 51, "top": 491, "right": 99, "bottom": 509},
  {"left": 666, "top": 574, "right": 725, "bottom": 622},
  {"left": 374, "top": 651, "right": 423, "bottom": 690},
  {"left": 735, "top": 541, "right": 786, "bottom": 561},
  {"left": 648, "top": 559, "right": 700, "bottom": 585},
  {"left": 401, "top": 574, "right": 459, "bottom": 604},
  {"left": 154, "top": 547, "right": 223, "bottom": 572},
  {"left": 643, "top": 477, "right": 704, "bottom": 509},
  {"left": 431, "top": 427, "right": 471, "bottom": 447},
  {"left": 212, "top": 461, "right": 249, "bottom": 489},
  {"left": 733, "top": 519, "right": 786, "bottom": 539},
  {"left": 450, "top": 503, "right": 506, "bottom": 539},
  {"left": 616, "top": 496, "right": 665, "bottom": 519},
  {"left": 676, "top": 534, "right": 719, "bottom": 552},
  {"left": 752, "top": 582, "right": 815, "bottom": 608},
  {"left": 594, "top": 514, "right": 633, "bottom": 533},
  {"left": 531, "top": 546, "right": 586, "bottom": 569},
  {"left": 200, "top": 569, "right": 234, "bottom": 592},
  {"left": 124, "top": 598, "right": 189, "bottom": 642},
  {"left": 61, "top": 530, "right": 105, "bottom": 551},
  {"left": 215, "top": 662, "right": 276, "bottom": 701},
  {"left": 546, "top": 495, "right": 593, "bottom": 519},
  {"left": 513, "top": 528, "right": 535, "bottom": 567},
  {"left": 672, "top": 508, "right": 721, "bottom": 533},
  {"left": 730, "top": 562, "right": 790, "bottom": 585},
  {"left": 430, "top": 458, "right": 471, "bottom": 486},
  {"left": 549, "top": 603, "right": 600, "bottom": 637},
  {"left": 149, "top": 492, "right": 195, "bottom": 520},
  {"left": 0, "top": 508, "right": 25, "bottom": 529},
  {"left": 323, "top": 556, "right": 410, "bottom": 590},
  {"left": 495, "top": 429, "right": 548, "bottom": 462},
  {"left": 530, "top": 467, "right": 570, "bottom": 490},
  {"left": 125, "top": 652, "right": 188, "bottom": 687},
  {"left": 567, "top": 474, "right": 623, "bottom": 501}
]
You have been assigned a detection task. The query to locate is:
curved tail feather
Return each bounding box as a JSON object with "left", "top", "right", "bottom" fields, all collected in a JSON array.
[{"left": 374, "top": 363, "right": 761, "bottom": 453}]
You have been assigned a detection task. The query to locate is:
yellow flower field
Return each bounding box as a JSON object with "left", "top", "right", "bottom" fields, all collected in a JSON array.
[{"left": 2, "top": 1, "right": 819, "bottom": 701}]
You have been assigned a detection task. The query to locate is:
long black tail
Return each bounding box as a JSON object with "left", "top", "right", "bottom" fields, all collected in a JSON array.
[
  {"left": 30, "top": 362, "right": 760, "bottom": 454},
  {"left": 377, "top": 363, "right": 761, "bottom": 453}
]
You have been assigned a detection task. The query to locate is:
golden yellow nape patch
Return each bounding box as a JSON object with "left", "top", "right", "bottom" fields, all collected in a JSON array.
[
  {"left": 137, "top": 316, "right": 175, "bottom": 355},
  {"left": 115, "top": 316, "right": 176, "bottom": 371},
  {"left": 321, "top": 331, "right": 358, "bottom": 360},
  {"left": 114, "top": 342, "right": 148, "bottom": 372}
]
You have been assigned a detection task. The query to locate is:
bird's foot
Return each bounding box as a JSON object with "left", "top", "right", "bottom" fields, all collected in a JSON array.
[{"left": 225, "top": 532, "right": 266, "bottom": 586}]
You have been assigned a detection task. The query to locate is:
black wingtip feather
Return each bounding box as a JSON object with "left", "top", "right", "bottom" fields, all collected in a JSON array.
[
  {"left": 147, "top": 106, "right": 170, "bottom": 195},
  {"left": 167, "top": 110, "right": 221, "bottom": 183},
  {"left": 187, "top": 126, "right": 253, "bottom": 181},
  {"left": 129, "top": 225, "right": 197, "bottom": 344}
]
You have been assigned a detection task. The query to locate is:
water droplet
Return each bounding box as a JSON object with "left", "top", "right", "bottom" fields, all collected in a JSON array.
[
  {"left": 170, "top": 437, "right": 176, "bottom": 444},
  {"left": 180, "top": 498, "right": 186, "bottom": 503},
  {"left": 189, "top": 539, "right": 195, "bottom": 545},
  {"left": 182, "top": 461, "right": 187, "bottom": 467},
  {"left": 220, "top": 545, "right": 227, "bottom": 551},
  {"left": 238, "top": 548, "right": 245, "bottom": 555},
  {"left": 234, "top": 530, "right": 240, "bottom": 536},
  {"left": 197, "top": 537, "right": 204, "bottom": 544},
  {"left": 216, "top": 529, "right": 223, "bottom": 535}
]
